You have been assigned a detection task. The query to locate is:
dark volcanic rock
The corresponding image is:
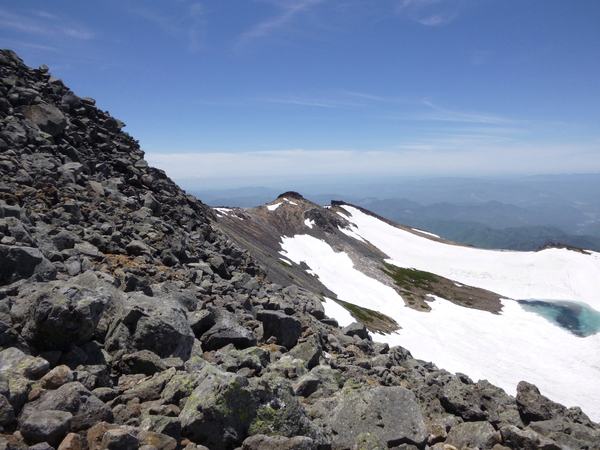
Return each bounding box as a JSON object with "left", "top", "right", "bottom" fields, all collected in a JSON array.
[
  {"left": 516, "top": 380, "right": 566, "bottom": 424},
  {"left": 20, "top": 409, "right": 72, "bottom": 447},
  {"left": 260, "top": 310, "right": 303, "bottom": 350},
  {"left": 0, "top": 245, "right": 56, "bottom": 284},
  {"left": 21, "top": 283, "right": 111, "bottom": 351}
]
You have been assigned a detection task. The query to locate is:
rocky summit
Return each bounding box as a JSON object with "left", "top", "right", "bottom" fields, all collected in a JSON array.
[{"left": 0, "top": 49, "right": 598, "bottom": 450}]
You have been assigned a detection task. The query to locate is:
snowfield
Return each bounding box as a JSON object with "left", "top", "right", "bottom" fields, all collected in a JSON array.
[{"left": 281, "top": 205, "right": 600, "bottom": 421}]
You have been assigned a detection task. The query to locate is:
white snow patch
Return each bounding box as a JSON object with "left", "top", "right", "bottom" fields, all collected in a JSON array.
[
  {"left": 322, "top": 297, "right": 355, "bottom": 327},
  {"left": 343, "top": 205, "right": 600, "bottom": 305},
  {"left": 214, "top": 207, "right": 232, "bottom": 217},
  {"left": 267, "top": 202, "right": 282, "bottom": 211},
  {"left": 338, "top": 225, "right": 367, "bottom": 243},
  {"left": 304, "top": 218, "right": 315, "bottom": 229},
  {"left": 412, "top": 228, "right": 440, "bottom": 238},
  {"left": 280, "top": 218, "right": 600, "bottom": 421}
]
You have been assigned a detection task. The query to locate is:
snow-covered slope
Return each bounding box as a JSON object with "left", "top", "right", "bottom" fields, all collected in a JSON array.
[{"left": 280, "top": 205, "right": 600, "bottom": 421}]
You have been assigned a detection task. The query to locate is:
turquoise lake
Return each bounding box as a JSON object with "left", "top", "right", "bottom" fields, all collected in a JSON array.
[{"left": 518, "top": 299, "right": 600, "bottom": 337}]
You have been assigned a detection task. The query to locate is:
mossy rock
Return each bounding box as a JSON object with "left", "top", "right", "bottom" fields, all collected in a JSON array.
[{"left": 180, "top": 364, "right": 326, "bottom": 450}]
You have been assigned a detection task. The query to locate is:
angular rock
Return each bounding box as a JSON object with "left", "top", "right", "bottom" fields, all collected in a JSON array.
[
  {"left": 288, "top": 338, "right": 322, "bottom": 370},
  {"left": 261, "top": 310, "right": 302, "bottom": 350},
  {"left": 342, "top": 322, "right": 370, "bottom": 340},
  {"left": 180, "top": 365, "right": 324, "bottom": 450},
  {"left": 40, "top": 365, "right": 74, "bottom": 390},
  {"left": 117, "top": 350, "right": 167, "bottom": 376},
  {"left": 0, "top": 245, "right": 56, "bottom": 285},
  {"left": 100, "top": 428, "right": 138, "bottom": 450},
  {"left": 328, "top": 385, "right": 427, "bottom": 449},
  {"left": 22, "top": 103, "right": 67, "bottom": 137},
  {"left": 57, "top": 432, "right": 88, "bottom": 450},
  {"left": 516, "top": 380, "right": 566, "bottom": 424},
  {"left": 21, "top": 284, "right": 111, "bottom": 351},
  {"left": 201, "top": 314, "right": 257, "bottom": 351},
  {"left": 445, "top": 421, "right": 501, "bottom": 449},
  {"left": 19, "top": 382, "right": 113, "bottom": 433},
  {"left": 105, "top": 293, "right": 195, "bottom": 359},
  {"left": 20, "top": 410, "right": 73, "bottom": 447}
]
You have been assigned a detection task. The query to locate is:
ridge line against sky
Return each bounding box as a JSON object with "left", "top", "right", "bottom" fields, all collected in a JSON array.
[{"left": 1, "top": 1, "right": 599, "bottom": 188}]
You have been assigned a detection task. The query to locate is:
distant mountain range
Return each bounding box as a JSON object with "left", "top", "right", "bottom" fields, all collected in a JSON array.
[{"left": 189, "top": 174, "right": 600, "bottom": 251}]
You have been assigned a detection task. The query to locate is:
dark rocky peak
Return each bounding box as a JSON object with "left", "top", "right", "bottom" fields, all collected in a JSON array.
[{"left": 277, "top": 191, "right": 304, "bottom": 200}]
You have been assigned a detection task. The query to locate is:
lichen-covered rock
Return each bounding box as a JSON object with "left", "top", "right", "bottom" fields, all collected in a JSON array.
[
  {"left": 180, "top": 364, "right": 324, "bottom": 449},
  {"left": 105, "top": 293, "right": 195, "bottom": 359},
  {"left": 179, "top": 364, "right": 253, "bottom": 448},
  {"left": 516, "top": 380, "right": 566, "bottom": 424},
  {"left": 288, "top": 337, "right": 322, "bottom": 370},
  {"left": 328, "top": 384, "right": 427, "bottom": 449}
]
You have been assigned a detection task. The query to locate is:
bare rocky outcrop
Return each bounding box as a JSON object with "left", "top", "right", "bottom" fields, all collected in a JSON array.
[{"left": 0, "top": 48, "right": 599, "bottom": 449}]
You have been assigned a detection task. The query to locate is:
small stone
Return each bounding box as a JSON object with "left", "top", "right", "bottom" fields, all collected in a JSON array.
[{"left": 41, "top": 365, "right": 74, "bottom": 389}]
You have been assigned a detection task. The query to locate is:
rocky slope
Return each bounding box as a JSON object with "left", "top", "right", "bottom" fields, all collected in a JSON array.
[{"left": 0, "top": 49, "right": 599, "bottom": 450}]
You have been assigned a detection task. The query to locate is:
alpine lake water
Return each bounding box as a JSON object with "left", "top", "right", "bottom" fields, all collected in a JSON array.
[{"left": 518, "top": 299, "right": 600, "bottom": 337}]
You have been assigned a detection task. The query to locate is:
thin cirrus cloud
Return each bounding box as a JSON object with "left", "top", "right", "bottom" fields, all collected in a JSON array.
[
  {"left": 124, "top": 2, "right": 206, "bottom": 51},
  {"left": 0, "top": 8, "right": 93, "bottom": 40},
  {"left": 396, "top": 0, "right": 463, "bottom": 26},
  {"left": 235, "top": 0, "right": 326, "bottom": 49}
]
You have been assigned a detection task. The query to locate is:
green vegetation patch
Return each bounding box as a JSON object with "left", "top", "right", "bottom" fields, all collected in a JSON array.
[
  {"left": 334, "top": 299, "right": 398, "bottom": 334},
  {"left": 381, "top": 263, "right": 439, "bottom": 290}
]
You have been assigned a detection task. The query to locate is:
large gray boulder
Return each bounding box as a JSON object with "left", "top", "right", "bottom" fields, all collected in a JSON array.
[
  {"left": 180, "top": 365, "right": 324, "bottom": 450},
  {"left": 328, "top": 384, "right": 427, "bottom": 449},
  {"left": 21, "top": 284, "right": 113, "bottom": 351},
  {"left": 516, "top": 380, "right": 566, "bottom": 424},
  {"left": 22, "top": 103, "right": 67, "bottom": 137},
  {"left": 105, "top": 293, "right": 195, "bottom": 359},
  {"left": 19, "top": 382, "right": 113, "bottom": 433},
  {"left": 20, "top": 410, "right": 72, "bottom": 447},
  {"left": 200, "top": 312, "right": 257, "bottom": 351}
]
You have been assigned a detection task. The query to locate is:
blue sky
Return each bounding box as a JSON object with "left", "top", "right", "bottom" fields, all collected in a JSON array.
[{"left": 2, "top": 1, "right": 599, "bottom": 188}]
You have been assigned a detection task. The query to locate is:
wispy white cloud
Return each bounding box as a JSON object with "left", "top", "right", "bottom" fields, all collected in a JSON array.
[
  {"left": 0, "top": 8, "right": 94, "bottom": 40},
  {"left": 416, "top": 100, "right": 516, "bottom": 124},
  {"left": 125, "top": 2, "right": 206, "bottom": 52},
  {"left": 417, "top": 13, "right": 456, "bottom": 26},
  {"left": 263, "top": 94, "right": 363, "bottom": 108},
  {"left": 0, "top": 39, "right": 59, "bottom": 53},
  {"left": 396, "top": 0, "right": 464, "bottom": 26},
  {"left": 236, "top": 0, "right": 326, "bottom": 49}
]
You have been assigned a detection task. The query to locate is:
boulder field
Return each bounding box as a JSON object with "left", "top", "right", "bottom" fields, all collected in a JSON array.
[{"left": 0, "top": 49, "right": 599, "bottom": 449}]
